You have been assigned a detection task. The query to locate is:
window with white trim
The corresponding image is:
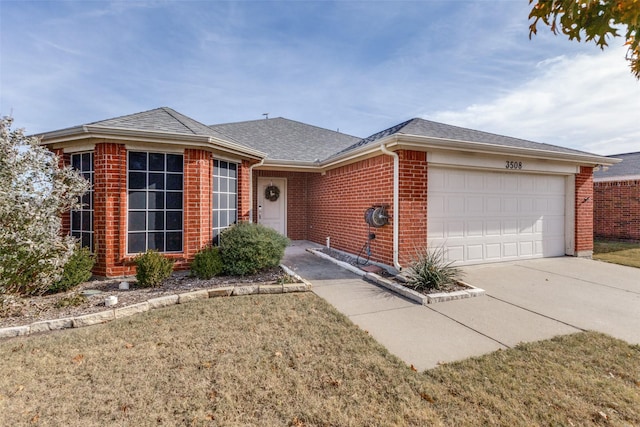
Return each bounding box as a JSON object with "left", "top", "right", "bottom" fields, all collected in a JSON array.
[
  {"left": 127, "top": 151, "right": 183, "bottom": 254},
  {"left": 213, "top": 160, "right": 238, "bottom": 244},
  {"left": 70, "top": 152, "right": 94, "bottom": 252}
]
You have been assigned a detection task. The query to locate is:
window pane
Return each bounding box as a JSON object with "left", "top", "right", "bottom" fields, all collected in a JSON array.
[
  {"left": 128, "top": 211, "right": 146, "bottom": 231},
  {"left": 81, "top": 232, "right": 92, "bottom": 249},
  {"left": 149, "top": 153, "right": 165, "bottom": 171},
  {"left": 72, "top": 155, "right": 81, "bottom": 170},
  {"left": 166, "top": 211, "right": 182, "bottom": 230},
  {"left": 230, "top": 209, "right": 237, "bottom": 223},
  {"left": 220, "top": 194, "right": 228, "bottom": 209},
  {"left": 228, "top": 163, "right": 237, "bottom": 178},
  {"left": 166, "top": 154, "right": 183, "bottom": 172},
  {"left": 166, "top": 192, "right": 182, "bottom": 209},
  {"left": 166, "top": 232, "right": 182, "bottom": 252},
  {"left": 82, "top": 153, "right": 91, "bottom": 171},
  {"left": 219, "top": 211, "right": 228, "bottom": 228},
  {"left": 219, "top": 177, "right": 228, "bottom": 193},
  {"left": 229, "top": 178, "right": 237, "bottom": 194},
  {"left": 147, "top": 232, "right": 165, "bottom": 251},
  {"left": 81, "top": 192, "right": 91, "bottom": 208},
  {"left": 82, "top": 172, "right": 91, "bottom": 182},
  {"left": 129, "top": 172, "right": 146, "bottom": 189},
  {"left": 166, "top": 174, "right": 182, "bottom": 190},
  {"left": 129, "top": 152, "right": 147, "bottom": 170},
  {"left": 128, "top": 191, "right": 146, "bottom": 210},
  {"left": 148, "top": 211, "right": 164, "bottom": 231},
  {"left": 148, "top": 191, "right": 164, "bottom": 209},
  {"left": 148, "top": 173, "right": 164, "bottom": 190},
  {"left": 71, "top": 211, "right": 81, "bottom": 230},
  {"left": 229, "top": 195, "right": 237, "bottom": 209},
  {"left": 81, "top": 211, "right": 92, "bottom": 231},
  {"left": 213, "top": 211, "right": 219, "bottom": 228},
  {"left": 128, "top": 233, "right": 146, "bottom": 254}
]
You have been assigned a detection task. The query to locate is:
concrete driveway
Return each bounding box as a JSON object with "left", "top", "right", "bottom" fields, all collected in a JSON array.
[{"left": 283, "top": 242, "right": 640, "bottom": 371}]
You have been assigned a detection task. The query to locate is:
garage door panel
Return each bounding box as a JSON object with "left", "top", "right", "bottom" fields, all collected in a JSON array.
[{"left": 428, "top": 168, "right": 566, "bottom": 265}]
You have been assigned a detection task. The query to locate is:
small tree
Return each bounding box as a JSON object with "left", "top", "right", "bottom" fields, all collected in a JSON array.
[
  {"left": 529, "top": 0, "right": 640, "bottom": 79},
  {"left": 0, "top": 117, "right": 89, "bottom": 296}
]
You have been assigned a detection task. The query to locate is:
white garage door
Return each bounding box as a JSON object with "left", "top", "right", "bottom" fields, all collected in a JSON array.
[{"left": 428, "top": 168, "right": 566, "bottom": 265}]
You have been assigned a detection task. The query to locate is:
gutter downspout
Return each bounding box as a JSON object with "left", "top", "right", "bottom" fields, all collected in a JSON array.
[
  {"left": 379, "top": 142, "right": 402, "bottom": 271},
  {"left": 248, "top": 158, "right": 265, "bottom": 223}
]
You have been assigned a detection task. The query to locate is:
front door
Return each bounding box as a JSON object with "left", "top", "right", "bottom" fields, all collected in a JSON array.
[{"left": 257, "top": 177, "right": 287, "bottom": 236}]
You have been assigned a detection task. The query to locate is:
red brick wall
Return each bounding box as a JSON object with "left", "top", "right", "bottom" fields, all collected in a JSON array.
[
  {"left": 183, "top": 149, "right": 213, "bottom": 265},
  {"left": 594, "top": 179, "right": 640, "bottom": 241},
  {"left": 575, "top": 166, "right": 594, "bottom": 254},
  {"left": 53, "top": 148, "right": 72, "bottom": 236},
  {"left": 397, "top": 150, "right": 428, "bottom": 265},
  {"left": 93, "top": 142, "right": 130, "bottom": 276},
  {"left": 254, "top": 170, "right": 309, "bottom": 240},
  {"left": 308, "top": 155, "right": 395, "bottom": 265},
  {"left": 238, "top": 160, "right": 252, "bottom": 222}
]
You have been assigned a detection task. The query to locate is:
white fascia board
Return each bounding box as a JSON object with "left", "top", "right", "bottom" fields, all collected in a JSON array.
[
  {"left": 40, "top": 125, "right": 266, "bottom": 160},
  {"left": 594, "top": 174, "right": 640, "bottom": 182},
  {"left": 256, "top": 159, "right": 322, "bottom": 172},
  {"left": 394, "top": 134, "right": 621, "bottom": 167}
]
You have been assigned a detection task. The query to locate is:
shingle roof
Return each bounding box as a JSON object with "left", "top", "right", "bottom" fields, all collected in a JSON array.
[
  {"left": 209, "top": 117, "right": 360, "bottom": 162},
  {"left": 593, "top": 152, "right": 640, "bottom": 180},
  {"left": 334, "top": 118, "right": 596, "bottom": 158},
  {"left": 88, "top": 107, "right": 233, "bottom": 140}
]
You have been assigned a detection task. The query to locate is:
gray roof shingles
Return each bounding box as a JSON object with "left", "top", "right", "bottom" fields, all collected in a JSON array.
[
  {"left": 87, "top": 107, "right": 235, "bottom": 141},
  {"left": 334, "top": 118, "right": 597, "bottom": 158},
  {"left": 594, "top": 152, "right": 640, "bottom": 179},
  {"left": 209, "top": 118, "right": 360, "bottom": 162}
]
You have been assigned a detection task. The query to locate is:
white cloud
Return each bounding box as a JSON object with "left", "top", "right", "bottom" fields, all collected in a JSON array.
[{"left": 427, "top": 45, "right": 640, "bottom": 155}]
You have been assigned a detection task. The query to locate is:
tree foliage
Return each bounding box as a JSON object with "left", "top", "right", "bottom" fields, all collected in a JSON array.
[
  {"left": 0, "top": 117, "right": 89, "bottom": 296},
  {"left": 529, "top": 0, "right": 640, "bottom": 79}
]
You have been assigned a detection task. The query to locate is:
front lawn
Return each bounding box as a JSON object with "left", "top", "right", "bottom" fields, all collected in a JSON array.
[
  {"left": 1, "top": 293, "right": 639, "bottom": 426},
  {"left": 594, "top": 239, "right": 640, "bottom": 268}
]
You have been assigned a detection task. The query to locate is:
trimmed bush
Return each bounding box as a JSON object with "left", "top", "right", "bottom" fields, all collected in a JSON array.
[
  {"left": 405, "top": 246, "right": 462, "bottom": 291},
  {"left": 135, "top": 250, "right": 174, "bottom": 288},
  {"left": 191, "top": 246, "right": 224, "bottom": 279},
  {"left": 219, "top": 223, "right": 289, "bottom": 276},
  {"left": 49, "top": 245, "right": 95, "bottom": 294}
]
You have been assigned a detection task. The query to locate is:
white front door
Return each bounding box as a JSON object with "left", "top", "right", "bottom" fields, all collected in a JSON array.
[{"left": 257, "top": 177, "right": 287, "bottom": 236}]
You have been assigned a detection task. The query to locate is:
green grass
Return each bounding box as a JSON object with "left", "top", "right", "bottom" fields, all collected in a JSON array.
[
  {"left": 594, "top": 240, "right": 640, "bottom": 268},
  {"left": 1, "top": 293, "right": 639, "bottom": 426}
]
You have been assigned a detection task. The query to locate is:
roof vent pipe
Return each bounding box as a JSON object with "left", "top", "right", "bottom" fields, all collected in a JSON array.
[
  {"left": 248, "top": 158, "right": 265, "bottom": 223},
  {"left": 379, "top": 141, "right": 402, "bottom": 271}
]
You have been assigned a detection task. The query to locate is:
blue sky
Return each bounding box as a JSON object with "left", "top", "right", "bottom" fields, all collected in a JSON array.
[{"left": 1, "top": 0, "right": 639, "bottom": 155}]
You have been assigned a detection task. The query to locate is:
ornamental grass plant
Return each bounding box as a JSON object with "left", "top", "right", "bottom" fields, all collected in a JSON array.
[{"left": 405, "top": 245, "right": 462, "bottom": 292}]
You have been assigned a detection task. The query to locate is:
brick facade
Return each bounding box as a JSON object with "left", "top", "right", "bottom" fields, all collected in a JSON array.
[
  {"left": 575, "top": 166, "right": 594, "bottom": 255},
  {"left": 307, "top": 155, "right": 395, "bottom": 266},
  {"left": 396, "top": 150, "right": 428, "bottom": 266},
  {"left": 594, "top": 179, "right": 640, "bottom": 241}
]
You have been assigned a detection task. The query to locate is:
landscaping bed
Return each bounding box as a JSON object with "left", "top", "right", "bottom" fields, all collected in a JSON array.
[
  {"left": 315, "top": 248, "right": 485, "bottom": 304},
  {"left": 0, "top": 266, "right": 298, "bottom": 329}
]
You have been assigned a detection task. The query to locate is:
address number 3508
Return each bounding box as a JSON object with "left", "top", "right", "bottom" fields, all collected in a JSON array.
[{"left": 505, "top": 161, "right": 523, "bottom": 170}]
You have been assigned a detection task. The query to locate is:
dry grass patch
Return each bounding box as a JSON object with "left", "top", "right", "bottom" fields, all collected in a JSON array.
[
  {"left": 1, "top": 293, "right": 639, "bottom": 426},
  {"left": 594, "top": 240, "right": 640, "bottom": 268}
]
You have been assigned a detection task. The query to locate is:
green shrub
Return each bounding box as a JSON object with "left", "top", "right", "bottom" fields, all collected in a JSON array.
[
  {"left": 49, "top": 245, "right": 95, "bottom": 294},
  {"left": 191, "top": 246, "right": 224, "bottom": 279},
  {"left": 219, "top": 223, "right": 289, "bottom": 276},
  {"left": 135, "top": 250, "right": 174, "bottom": 288},
  {"left": 405, "top": 246, "right": 462, "bottom": 291}
]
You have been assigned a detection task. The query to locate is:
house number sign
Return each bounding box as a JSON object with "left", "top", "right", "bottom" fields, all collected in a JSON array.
[{"left": 505, "top": 160, "right": 524, "bottom": 170}]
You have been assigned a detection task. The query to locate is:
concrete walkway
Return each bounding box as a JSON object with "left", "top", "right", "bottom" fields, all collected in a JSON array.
[{"left": 282, "top": 241, "right": 640, "bottom": 371}]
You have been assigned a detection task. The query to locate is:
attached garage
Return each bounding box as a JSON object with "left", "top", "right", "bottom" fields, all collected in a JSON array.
[{"left": 428, "top": 167, "right": 567, "bottom": 265}]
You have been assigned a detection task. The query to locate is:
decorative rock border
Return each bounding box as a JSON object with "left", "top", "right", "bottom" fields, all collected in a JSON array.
[
  {"left": 0, "top": 264, "right": 311, "bottom": 340},
  {"left": 308, "top": 249, "right": 485, "bottom": 305}
]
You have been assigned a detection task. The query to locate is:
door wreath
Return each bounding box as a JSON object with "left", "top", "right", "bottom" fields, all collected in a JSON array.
[{"left": 264, "top": 185, "right": 280, "bottom": 202}]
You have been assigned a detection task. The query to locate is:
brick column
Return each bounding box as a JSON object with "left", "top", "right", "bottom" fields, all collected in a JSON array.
[
  {"left": 575, "top": 166, "right": 594, "bottom": 257},
  {"left": 93, "top": 143, "right": 127, "bottom": 276},
  {"left": 397, "top": 150, "right": 428, "bottom": 266},
  {"left": 238, "top": 159, "right": 253, "bottom": 222},
  {"left": 183, "top": 149, "right": 212, "bottom": 261}
]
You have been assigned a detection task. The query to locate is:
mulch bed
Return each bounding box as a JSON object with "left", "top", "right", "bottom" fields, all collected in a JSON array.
[{"left": 0, "top": 267, "right": 293, "bottom": 328}]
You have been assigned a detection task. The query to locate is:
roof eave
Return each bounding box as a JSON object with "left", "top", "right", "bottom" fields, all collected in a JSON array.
[{"left": 39, "top": 125, "right": 266, "bottom": 160}]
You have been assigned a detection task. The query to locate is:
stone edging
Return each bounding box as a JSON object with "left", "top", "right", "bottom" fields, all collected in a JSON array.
[
  {"left": 0, "top": 264, "right": 312, "bottom": 340},
  {"left": 307, "top": 249, "right": 485, "bottom": 304}
]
